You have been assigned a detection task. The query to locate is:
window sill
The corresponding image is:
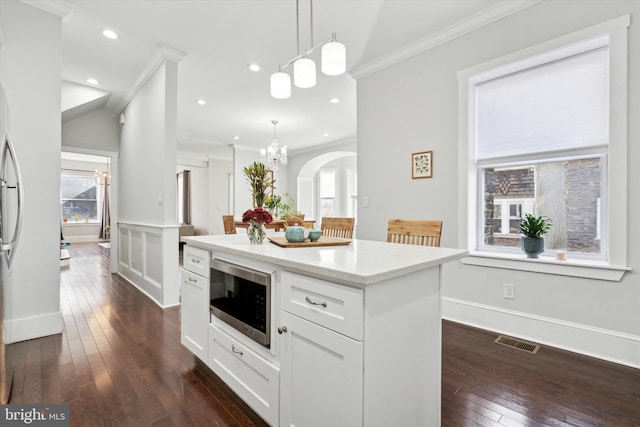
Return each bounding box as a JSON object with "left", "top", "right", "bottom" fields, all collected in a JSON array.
[{"left": 462, "top": 252, "right": 630, "bottom": 282}]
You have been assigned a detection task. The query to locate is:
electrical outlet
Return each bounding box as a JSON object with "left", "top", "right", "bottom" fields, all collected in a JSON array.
[{"left": 503, "top": 283, "right": 515, "bottom": 299}]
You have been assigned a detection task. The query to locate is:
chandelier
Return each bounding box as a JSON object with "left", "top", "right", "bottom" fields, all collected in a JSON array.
[
  {"left": 261, "top": 120, "right": 287, "bottom": 170},
  {"left": 270, "top": 0, "right": 346, "bottom": 99},
  {"left": 94, "top": 158, "right": 110, "bottom": 186}
]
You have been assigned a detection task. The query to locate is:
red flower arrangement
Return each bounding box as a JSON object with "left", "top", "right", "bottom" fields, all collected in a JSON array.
[{"left": 242, "top": 207, "right": 273, "bottom": 224}]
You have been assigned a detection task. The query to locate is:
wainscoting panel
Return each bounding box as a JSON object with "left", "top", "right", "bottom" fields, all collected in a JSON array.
[
  {"left": 117, "top": 222, "right": 180, "bottom": 308},
  {"left": 442, "top": 296, "right": 640, "bottom": 369}
]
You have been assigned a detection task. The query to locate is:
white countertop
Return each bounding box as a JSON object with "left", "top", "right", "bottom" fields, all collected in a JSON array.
[{"left": 182, "top": 233, "right": 467, "bottom": 285}]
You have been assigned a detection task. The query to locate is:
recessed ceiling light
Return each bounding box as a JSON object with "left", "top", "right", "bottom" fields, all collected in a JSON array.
[
  {"left": 196, "top": 99, "right": 206, "bottom": 105},
  {"left": 87, "top": 78, "right": 99, "bottom": 85},
  {"left": 247, "top": 64, "right": 260, "bottom": 72},
  {"left": 323, "top": 133, "right": 330, "bottom": 137},
  {"left": 330, "top": 98, "right": 341, "bottom": 103},
  {"left": 102, "top": 29, "right": 118, "bottom": 40},
  {"left": 232, "top": 136, "right": 240, "bottom": 140}
]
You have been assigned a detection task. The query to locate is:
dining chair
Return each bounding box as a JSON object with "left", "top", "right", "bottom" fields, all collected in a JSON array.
[
  {"left": 320, "top": 217, "right": 355, "bottom": 239},
  {"left": 222, "top": 215, "right": 237, "bottom": 234},
  {"left": 285, "top": 216, "right": 305, "bottom": 227},
  {"left": 387, "top": 219, "right": 442, "bottom": 247}
]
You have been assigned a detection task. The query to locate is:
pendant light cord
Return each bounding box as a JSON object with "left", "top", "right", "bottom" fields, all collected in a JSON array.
[{"left": 296, "top": 0, "right": 300, "bottom": 55}]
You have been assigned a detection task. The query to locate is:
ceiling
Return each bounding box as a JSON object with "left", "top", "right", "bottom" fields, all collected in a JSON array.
[{"left": 60, "top": 0, "right": 504, "bottom": 158}]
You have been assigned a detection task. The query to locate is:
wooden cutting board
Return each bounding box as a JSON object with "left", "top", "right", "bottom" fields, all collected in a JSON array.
[{"left": 268, "top": 236, "right": 352, "bottom": 248}]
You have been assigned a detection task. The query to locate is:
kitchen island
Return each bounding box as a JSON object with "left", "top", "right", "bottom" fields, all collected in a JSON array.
[{"left": 181, "top": 233, "right": 467, "bottom": 427}]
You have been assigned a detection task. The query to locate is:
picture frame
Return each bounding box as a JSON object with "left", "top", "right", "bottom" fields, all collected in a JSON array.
[{"left": 412, "top": 151, "right": 433, "bottom": 179}]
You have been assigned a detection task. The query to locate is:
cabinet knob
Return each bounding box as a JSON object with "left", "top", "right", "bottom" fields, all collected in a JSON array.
[{"left": 277, "top": 326, "right": 288, "bottom": 334}]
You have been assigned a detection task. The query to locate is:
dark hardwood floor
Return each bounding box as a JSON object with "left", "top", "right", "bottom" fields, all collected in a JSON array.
[{"left": 8, "top": 242, "right": 640, "bottom": 426}]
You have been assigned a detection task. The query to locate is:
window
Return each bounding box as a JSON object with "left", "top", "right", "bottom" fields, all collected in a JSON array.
[
  {"left": 319, "top": 169, "right": 336, "bottom": 217},
  {"left": 459, "top": 15, "right": 630, "bottom": 271},
  {"left": 61, "top": 173, "right": 98, "bottom": 222}
]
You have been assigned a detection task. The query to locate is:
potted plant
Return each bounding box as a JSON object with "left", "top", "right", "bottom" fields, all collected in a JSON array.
[
  {"left": 520, "top": 214, "right": 553, "bottom": 258},
  {"left": 278, "top": 192, "right": 296, "bottom": 219},
  {"left": 243, "top": 162, "right": 274, "bottom": 208}
]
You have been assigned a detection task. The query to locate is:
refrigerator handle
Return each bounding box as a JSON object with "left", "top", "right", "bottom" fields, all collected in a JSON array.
[{"left": 2, "top": 131, "right": 23, "bottom": 268}]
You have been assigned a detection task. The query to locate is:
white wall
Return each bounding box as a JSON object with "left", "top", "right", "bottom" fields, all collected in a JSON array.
[
  {"left": 209, "top": 157, "right": 233, "bottom": 235},
  {"left": 120, "top": 62, "right": 179, "bottom": 224},
  {"left": 356, "top": 1, "right": 640, "bottom": 367},
  {"left": 62, "top": 107, "right": 120, "bottom": 152},
  {"left": 0, "top": 0, "right": 63, "bottom": 342},
  {"left": 118, "top": 61, "right": 180, "bottom": 307}
]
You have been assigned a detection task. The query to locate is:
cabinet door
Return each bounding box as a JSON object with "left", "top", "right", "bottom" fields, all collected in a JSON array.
[
  {"left": 180, "top": 269, "right": 208, "bottom": 361},
  {"left": 279, "top": 311, "right": 363, "bottom": 427}
]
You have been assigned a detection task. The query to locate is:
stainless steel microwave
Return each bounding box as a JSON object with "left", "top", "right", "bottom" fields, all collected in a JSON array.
[{"left": 209, "top": 259, "right": 272, "bottom": 347}]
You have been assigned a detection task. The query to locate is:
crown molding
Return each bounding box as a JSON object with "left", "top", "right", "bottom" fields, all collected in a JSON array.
[
  {"left": 115, "top": 44, "right": 188, "bottom": 113},
  {"left": 20, "top": 0, "right": 76, "bottom": 23},
  {"left": 350, "top": 0, "right": 541, "bottom": 80}
]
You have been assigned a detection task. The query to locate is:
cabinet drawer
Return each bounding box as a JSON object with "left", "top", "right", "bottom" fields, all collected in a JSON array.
[
  {"left": 180, "top": 269, "right": 208, "bottom": 361},
  {"left": 183, "top": 245, "right": 210, "bottom": 277},
  {"left": 208, "top": 324, "right": 279, "bottom": 426},
  {"left": 280, "top": 271, "right": 363, "bottom": 341}
]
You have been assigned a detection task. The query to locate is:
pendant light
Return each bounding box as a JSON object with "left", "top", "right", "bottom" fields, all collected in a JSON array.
[{"left": 270, "top": 0, "right": 346, "bottom": 98}]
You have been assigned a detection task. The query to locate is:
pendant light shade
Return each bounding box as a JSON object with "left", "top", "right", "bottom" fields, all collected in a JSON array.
[
  {"left": 270, "top": 0, "right": 345, "bottom": 98},
  {"left": 294, "top": 57, "right": 316, "bottom": 88},
  {"left": 321, "top": 40, "right": 346, "bottom": 75},
  {"left": 270, "top": 71, "right": 291, "bottom": 99}
]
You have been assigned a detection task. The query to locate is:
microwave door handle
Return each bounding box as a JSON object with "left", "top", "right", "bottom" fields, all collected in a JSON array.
[{"left": 3, "top": 132, "right": 23, "bottom": 268}]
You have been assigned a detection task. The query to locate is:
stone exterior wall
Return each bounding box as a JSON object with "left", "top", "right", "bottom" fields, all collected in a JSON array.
[{"left": 565, "top": 159, "right": 601, "bottom": 253}]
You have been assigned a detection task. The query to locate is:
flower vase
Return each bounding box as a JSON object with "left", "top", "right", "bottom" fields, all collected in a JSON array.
[{"left": 247, "top": 220, "right": 266, "bottom": 244}]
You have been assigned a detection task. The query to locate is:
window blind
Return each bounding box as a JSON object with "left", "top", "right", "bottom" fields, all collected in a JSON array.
[{"left": 476, "top": 47, "right": 609, "bottom": 160}]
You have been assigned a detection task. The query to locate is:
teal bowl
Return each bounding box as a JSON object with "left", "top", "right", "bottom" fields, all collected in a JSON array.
[{"left": 308, "top": 230, "right": 322, "bottom": 242}]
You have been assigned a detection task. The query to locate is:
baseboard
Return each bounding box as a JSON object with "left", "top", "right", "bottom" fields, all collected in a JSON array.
[
  {"left": 6, "top": 311, "right": 63, "bottom": 344},
  {"left": 116, "top": 272, "right": 179, "bottom": 309},
  {"left": 442, "top": 297, "right": 640, "bottom": 369}
]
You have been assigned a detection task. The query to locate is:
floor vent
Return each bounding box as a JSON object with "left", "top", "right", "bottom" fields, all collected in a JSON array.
[{"left": 494, "top": 335, "right": 540, "bottom": 354}]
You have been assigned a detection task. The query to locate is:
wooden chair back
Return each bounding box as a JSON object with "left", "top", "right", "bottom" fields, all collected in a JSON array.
[
  {"left": 285, "top": 216, "right": 305, "bottom": 227},
  {"left": 387, "top": 219, "right": 442, "bottom": 247},
  {"left": 321, "top": 217, "right": 355, "bottom": 239},
  {"left": 222, "top": 215, "right": 236, "bottom": 234}
]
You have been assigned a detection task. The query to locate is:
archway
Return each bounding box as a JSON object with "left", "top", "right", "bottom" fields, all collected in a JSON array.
[{"left": 296, "top": 151, "right": 356, "bottom": 220}]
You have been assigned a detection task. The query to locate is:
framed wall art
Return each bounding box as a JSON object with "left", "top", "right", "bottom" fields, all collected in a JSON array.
[{"left": 412, "top": 150, "right": 433, "bottom": 179}]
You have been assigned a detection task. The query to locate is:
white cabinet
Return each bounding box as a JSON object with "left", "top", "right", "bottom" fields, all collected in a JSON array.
[
  {"left": 278, "top": 271, "right": 364, "bottom": 427},
  {"left": 180, "top": 246, "right": 210, "bottom": 361},
  {"left": 278, "top": 310, "right": 363, "bottom": 427}
]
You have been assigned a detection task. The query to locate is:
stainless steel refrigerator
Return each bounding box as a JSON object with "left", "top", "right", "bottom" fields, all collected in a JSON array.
[{"left": 0, "top": 83, "right": 24, "bottom": 404}]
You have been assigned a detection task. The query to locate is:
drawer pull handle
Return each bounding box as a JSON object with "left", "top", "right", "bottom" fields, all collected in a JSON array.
[
  {"left": 305, "top": 296, "right": 327, "bottom": 308},
  {"left": 188, "top": 277, "right": 197, "bottom": 282},
  {"left": 191, "top": 258, "right": 200, "bottom": 264},
  {"left": 278, "top": 326, "right": 288, "bottom": 334},
  {"left": 231, "top": 345, "right": 243, "bottom": 356}
]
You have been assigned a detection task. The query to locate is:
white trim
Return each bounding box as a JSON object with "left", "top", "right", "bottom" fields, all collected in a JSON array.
[
  {"left": 350, "top": 0, "right": 541, "bottom": 80},
  {"left": 443, "top": 297, "right": 640, "bottom": 369},
  {"left": 462, "top": 253, "right": 629, "bottom": 281},
  {"left": 20, "top": 0, "right": 75, "bottom": 22},
  {"left": 5, "top": 311, "right": 63, "bottom": 344},
  {"left": 114, "top": 45, "right": 188, "bottom": 113},
  {"left": 116, "top": 272, "right": 180, "bottom": 309}
]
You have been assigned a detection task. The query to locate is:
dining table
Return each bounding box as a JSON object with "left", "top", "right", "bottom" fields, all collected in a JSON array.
[{"left": 235, "top": 219, "right": 316, "bottom": 232}]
